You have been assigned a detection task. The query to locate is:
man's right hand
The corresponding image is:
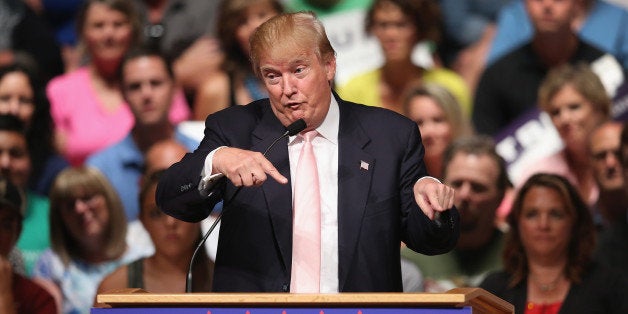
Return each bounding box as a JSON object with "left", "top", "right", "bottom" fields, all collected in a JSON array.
[{"left": 212, "top": 147, "right": 288, "bottom": 187}]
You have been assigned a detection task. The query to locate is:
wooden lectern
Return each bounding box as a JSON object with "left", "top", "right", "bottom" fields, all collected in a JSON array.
[{"left": 93, "top": 287, "right": 513, "bottom": 314}]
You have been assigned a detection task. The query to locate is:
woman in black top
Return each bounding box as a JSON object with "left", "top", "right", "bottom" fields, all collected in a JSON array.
[{"left": 480, "top": 173, "right": 628, "bottom": 314}]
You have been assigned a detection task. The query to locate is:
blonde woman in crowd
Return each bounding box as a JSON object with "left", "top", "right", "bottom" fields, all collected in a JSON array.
[
  {"left": 33, "top": 167, "right": 144, "bottom": 314},
  {"left": 402, "top": 81, "right": 471, "bottom": 179},
  {"left": 517, "top": 63, "right": 611, "bottom": 209}
]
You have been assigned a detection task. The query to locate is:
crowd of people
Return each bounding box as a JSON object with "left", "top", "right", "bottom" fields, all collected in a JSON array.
[{"left": 1, "top": 0, "right": 628, "bottom": 313}]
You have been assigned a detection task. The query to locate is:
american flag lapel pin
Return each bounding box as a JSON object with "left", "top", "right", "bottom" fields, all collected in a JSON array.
[{"left": 360, "top": 160, "right": 369, "bottom": 171}]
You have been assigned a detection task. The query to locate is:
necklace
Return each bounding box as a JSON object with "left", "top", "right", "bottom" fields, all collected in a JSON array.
[
  {"left": 531, "top": 273, "right": 564, "bottom": 292},
  {"left": 538, "top": 280, "right": 559, "bottom": 292}
]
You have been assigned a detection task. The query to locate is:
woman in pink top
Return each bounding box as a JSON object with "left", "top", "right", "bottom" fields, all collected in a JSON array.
[
  {"left": 47, "top": 0, "right": 190, "bottom": 166},
  {"left": 517, "top": 63, "right": 611, "bottom": 207}
]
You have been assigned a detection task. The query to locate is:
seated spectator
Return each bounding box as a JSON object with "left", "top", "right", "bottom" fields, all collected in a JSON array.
[
  {"left": 46, "top": 0, "right": 190, "bottom": 166},
  {"left": 95, "top": 170, "right": 212, "bottom": 299},
  {"left": 488, "top": 0, "right": 628, "bottom": 69},
  {"left": 594, "top": 122, "right": 628, "bottom": 278},
  {"left": 0, "top": 114, "right": 50, "bottom": 275},
  {"left": 337, "top": 0, "right": 471, "bottom": 116},
  {"left": 193, "top": 0, "right": 284, "bottom": 120},
  {"left": 481, "top": 173, "right": 628, "bottom": 314},
  {"left": 0, "top": 63, "right": 68, "bottom": 196},
  {"left": 473, "top": 0, "right": 622, "bottom": 136},
  {"left": 32, "top": 167, "right": 145, "bottom": 314},
  {"left": 86, "top": 47, "right": 198, "bottom": 221},
  {"left": 587, "top": 121, "right": 627, "bottom": 227},
  {"left": 143, "top": 139, "right": 222, "bottom": 263},
  {"left": 402, "top": 135, "right": 509, "bottom": 291},
  {"left": 517, "top": 63, "right": 610, "bottom": 209},
  {"left": 0, "top": 176, "right": 58, "bottom": 314},
  {"left": 402, "top": 82, "right": 472, "bottom": 179}
]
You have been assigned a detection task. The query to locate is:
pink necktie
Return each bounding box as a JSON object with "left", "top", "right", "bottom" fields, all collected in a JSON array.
[{"left": 290, "top": 131, "right": 321, "bottom": 293}]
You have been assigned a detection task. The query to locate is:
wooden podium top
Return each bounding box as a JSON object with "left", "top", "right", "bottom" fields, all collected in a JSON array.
[{"left": 96, "top": 287, "right": 513, "bottom": 314}]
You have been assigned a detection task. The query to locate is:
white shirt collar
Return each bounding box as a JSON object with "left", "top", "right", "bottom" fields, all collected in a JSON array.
[{"left": 289, "top": 92, "right": 339, "bottom": 145}]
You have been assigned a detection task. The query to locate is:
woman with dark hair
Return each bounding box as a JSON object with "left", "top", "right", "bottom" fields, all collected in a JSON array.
[
  {"left": 0, "top": 63, "right": 68, "bottom": 196},
  {"left": 0, "top": 114, "right": 52, "bottom": 275},
  {"left": 480, "top": 173, "right": 628, "bottom": 314},
  {"left": 46, "top": 0, "right": 190, "bottom": 166},
  {"left": 193, "top": 0, "right": 284, "bottom": 120},
  {"left": 32, "top": 167, "right": 145, "bottom": 314},
  {"left": 337, "top": 0, "right": 470, "bottom": 116}
]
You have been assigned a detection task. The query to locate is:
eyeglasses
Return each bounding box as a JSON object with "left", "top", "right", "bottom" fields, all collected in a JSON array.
[{"left": 62, "top": 193, "right": 102, "bottom": 210}]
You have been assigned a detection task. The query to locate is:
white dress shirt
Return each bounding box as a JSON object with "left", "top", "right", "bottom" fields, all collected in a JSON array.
[{"left": 287, "top": 95, "right": 339, "bottom": 293}]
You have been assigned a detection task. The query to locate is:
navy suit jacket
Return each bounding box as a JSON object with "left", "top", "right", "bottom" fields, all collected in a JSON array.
[{"left": 156, "top": 94, "right": 459, "bottom": 292}]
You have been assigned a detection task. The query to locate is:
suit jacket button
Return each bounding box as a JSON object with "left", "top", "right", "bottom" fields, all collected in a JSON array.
[{"left": 282, "top": 283, "right": 289, "bottom": 292}]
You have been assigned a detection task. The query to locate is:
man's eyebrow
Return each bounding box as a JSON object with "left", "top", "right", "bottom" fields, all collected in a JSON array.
[
  {"left": 290, "top": 56, "right": 310, "bottom": 66},
  {"left": 259, "top": 56, "right": 311, "bottom": 73},
  {"left": 260, "top": 66, "right": 276, "bottom": 73}
]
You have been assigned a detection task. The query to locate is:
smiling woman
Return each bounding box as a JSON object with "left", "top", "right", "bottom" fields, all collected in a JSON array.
[
  {"left": 517, "top": 63, "right": 611, "bottom": 208},
  {"left": 31, "top": 166, "right": 146, "bottom": 314},
  {"left": 46, "top": 0, "right": 190, "bottom": 166}
]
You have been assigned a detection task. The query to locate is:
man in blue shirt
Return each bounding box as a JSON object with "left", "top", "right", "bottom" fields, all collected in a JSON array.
[{"left": 87, "top": 47, "right": 198, "bottom": 221}]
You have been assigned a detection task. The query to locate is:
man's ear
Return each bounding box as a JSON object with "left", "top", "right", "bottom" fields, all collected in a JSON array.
[{"left": 325, "top": 57, "right": 336, "bottom": 81}]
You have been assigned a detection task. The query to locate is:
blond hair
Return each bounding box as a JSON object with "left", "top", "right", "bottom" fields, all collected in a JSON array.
[
  {"left": 49, "top": 167, "right": 127, "bottom": 265},
  {"left": 249, "top": 11, "right": 336, "bottom": 78}
]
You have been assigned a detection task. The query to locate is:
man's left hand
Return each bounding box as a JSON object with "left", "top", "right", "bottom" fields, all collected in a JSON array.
[{"left": 413, "top": 178, "right": 455, "bottom": 220}]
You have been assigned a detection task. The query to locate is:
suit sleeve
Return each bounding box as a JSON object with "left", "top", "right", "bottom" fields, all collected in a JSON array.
[
  {"left": 400, "top": 124, "right": 460, "bottom": 255},
  {"left": 156, "top": 114, "right": 227, "bottom": 222}
]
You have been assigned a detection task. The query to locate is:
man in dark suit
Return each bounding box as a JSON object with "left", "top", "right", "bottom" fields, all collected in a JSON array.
[{"left": 156, "top": 11, "right": 459, "bottom": 293}]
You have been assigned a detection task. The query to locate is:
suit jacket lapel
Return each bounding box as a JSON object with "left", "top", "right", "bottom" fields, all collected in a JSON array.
[
  {"left": 252, "top": 108, "right": 293, "bottom": 271},
  {"left": 336, "top": 101, "right": 374, "bottom": 290}
]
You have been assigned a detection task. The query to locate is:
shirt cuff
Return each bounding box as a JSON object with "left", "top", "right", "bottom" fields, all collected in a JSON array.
[
  {"left": 198, "top": 146, "right": 226, "bottom": 196},
  {"left": 417, "top": 176, "right": 441, "bottom": 184}
]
